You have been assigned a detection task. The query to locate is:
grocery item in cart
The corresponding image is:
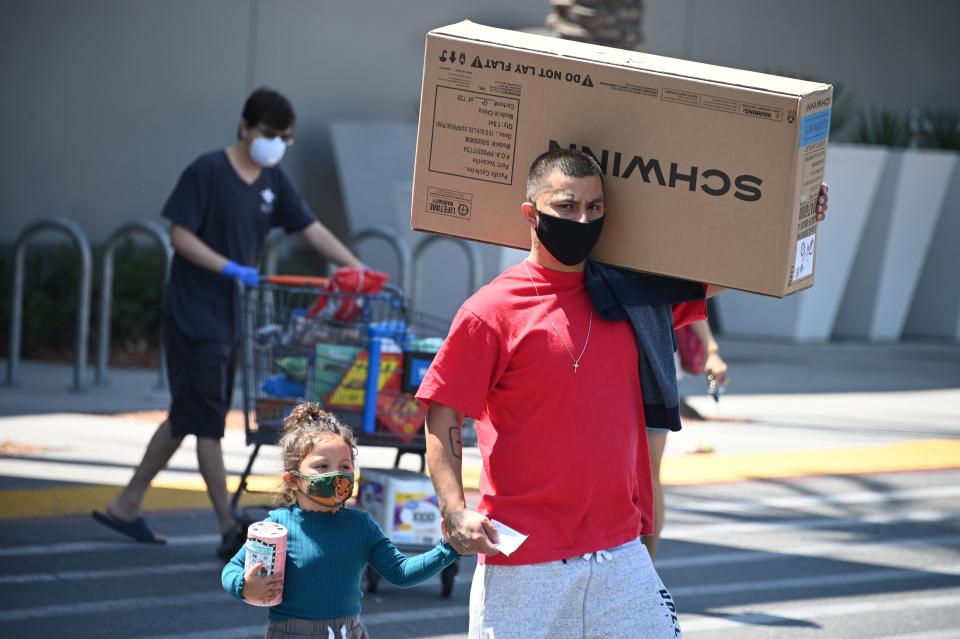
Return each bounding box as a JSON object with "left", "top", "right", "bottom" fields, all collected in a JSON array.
[
  {"left": 255, "top": 323, "right": 283, "bottom": 346},
  {"left": 243, "top": 521, "right": 288, "bottom": 607},
  {"left": 261, "top": 374, "right": 305, "bottom": 399},
  {"left": 375, "top": 392, "right": 428, "bottom": 443},
  {"left": 325, "top": 351, "right": 403, "bottom": 409},
  {"left": 308, "top": 344, "right": 363, "bottom": 400},
  {"left": 308, "top": 266, "right": 390, "bottom": 323},
  {"left": 408, "top": 337, "right": 444, "bottom": 353},
  {"left": 398, "top": 335, "right": 445, "bottom": 394},
  {"left": 276, "top": 356, "right": 308, "bottom": 383},
  {"left": 358, "top": 468, "right": 442, "bottom": 545}
]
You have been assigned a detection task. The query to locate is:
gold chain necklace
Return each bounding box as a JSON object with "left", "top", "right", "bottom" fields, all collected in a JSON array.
[{"left": 522, "top": 261, "right": 592, "bottom": 372}]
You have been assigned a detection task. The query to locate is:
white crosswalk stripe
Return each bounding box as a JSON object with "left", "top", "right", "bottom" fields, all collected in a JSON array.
[
  {"left": 682, "top": 590, "right": 960, "bottom": 633},
  {"left": 670, "top": 484, "right": 960, "bottom": 514},
  {"left": 0, "top": 561, "right": 221, "bottom": 585}
]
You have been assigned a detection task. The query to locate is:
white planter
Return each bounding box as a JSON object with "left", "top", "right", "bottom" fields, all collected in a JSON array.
[
  {"left": 714, "top": 288, "right": 801, "bottom": 340},
  {"left": 868, "top": 149, "right": 958, "bottom": 341},
  {"left": 329, "top": 120, "right": 418, "bottom": 242},
  {"left": 797, "top": 144, "right": 892, "bottom": 341},
  {"left": 717, "top": 143, "right": 890, "bottom": 341},
  {"left": 904, "top": 154, "right": 960, "bottom": 341}
]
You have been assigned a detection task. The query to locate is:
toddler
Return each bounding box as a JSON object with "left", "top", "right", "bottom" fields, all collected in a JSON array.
[{"left": 222, "top": 403, "right": 459, "bottom": 638}]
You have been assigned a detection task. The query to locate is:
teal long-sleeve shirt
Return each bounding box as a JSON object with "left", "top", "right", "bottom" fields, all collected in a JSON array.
[{"left": 221, "top": 505, "right": 459, "bottom": 621}]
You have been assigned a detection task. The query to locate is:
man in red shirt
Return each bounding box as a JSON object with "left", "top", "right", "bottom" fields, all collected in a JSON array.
[{"left": 417, "top": 149, "right": 826, "bottom": 637}]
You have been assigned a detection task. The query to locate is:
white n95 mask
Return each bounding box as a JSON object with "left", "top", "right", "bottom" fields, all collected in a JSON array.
[{"left": 249, "top": 135, "right": 287, "bottom": 167}]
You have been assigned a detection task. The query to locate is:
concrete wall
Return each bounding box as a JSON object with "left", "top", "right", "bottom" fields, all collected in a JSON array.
[
  {"left": 0, "top": 0, "right": 550, "bottom": 245},
  {"left": 3, "top": 0, "right": 958, "bottom": 245},
  {"left": 644, "top": 0, "right": 960, "bottom": 123}
]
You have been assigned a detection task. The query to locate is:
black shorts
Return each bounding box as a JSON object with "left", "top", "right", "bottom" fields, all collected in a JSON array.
[{"left": 164, "top": 318, "right": 237, "bottom": 439}]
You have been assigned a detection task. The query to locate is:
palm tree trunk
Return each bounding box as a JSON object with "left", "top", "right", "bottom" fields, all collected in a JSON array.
[{"left": 547, "top": 0, "right": 644, "bottom": 50}]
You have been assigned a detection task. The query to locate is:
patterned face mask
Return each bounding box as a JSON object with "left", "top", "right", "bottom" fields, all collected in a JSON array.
[{"left": 290, "top": 470, "right": 355, "bottom": 507}]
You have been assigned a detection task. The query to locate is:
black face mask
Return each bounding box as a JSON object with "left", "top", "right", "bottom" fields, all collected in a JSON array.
[{"left": 535, "top": 211, "right": 605, "bottom": 266}]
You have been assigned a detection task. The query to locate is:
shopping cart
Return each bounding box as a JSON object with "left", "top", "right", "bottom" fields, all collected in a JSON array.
[{"left": 229, "top": 274, "right": 460, "bottom": 596}]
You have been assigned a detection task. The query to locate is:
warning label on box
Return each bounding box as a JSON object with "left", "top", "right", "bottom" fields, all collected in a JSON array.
[
  {"left": 598, "top": 80, "right": 659, "bottom": 98},
  {"left": 663, "top": 88, "right": 783, "bottom": 122},
  {"left": 426, "top": 187, "right": 473, "bottom": 220},
  {"left": 739, "top": 102, "right": 783, "bottom": 121},
  {"left": 663, "top": 88, "right": 700, "bottom": 107},
  {"left": 429, "top": 86, "right": 519, "bottom": 185}
]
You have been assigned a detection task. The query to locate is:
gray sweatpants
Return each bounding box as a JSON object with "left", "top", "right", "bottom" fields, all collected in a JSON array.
[{"left": 469, "top": 537, "right": 681, "bottom": 639}]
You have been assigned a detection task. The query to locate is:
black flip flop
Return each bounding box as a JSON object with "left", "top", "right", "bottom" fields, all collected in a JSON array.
[
  {"left": 91, "top": 510, "right": 166, "bottom": 544},
  {"left": 217, "top": 522, "right": 248, "bottom": 561}
]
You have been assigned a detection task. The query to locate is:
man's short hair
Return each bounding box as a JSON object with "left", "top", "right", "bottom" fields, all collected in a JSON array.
[
  {"left": 241, "top": 87, "right": 295, "bottom": 131},
  {"left": 525, "top": 149, "right": 604, "bottom": 201}
]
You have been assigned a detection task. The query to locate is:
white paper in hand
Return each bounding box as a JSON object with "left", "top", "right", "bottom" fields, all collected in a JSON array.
[{"left": 490, "top": 519, "right": 528, "bottom": 556}]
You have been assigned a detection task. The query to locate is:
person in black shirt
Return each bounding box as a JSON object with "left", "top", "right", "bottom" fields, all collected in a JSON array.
[{"left": 93, "top": 88, "right": 360, "bottom": 558}]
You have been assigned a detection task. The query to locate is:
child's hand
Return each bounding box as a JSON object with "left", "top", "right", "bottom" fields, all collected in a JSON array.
[{"left": 241, "top": 562, "right": 283, "bottom": 604}]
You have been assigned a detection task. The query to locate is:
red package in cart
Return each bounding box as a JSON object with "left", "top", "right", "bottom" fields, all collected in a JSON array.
[
  {"left": 243, "top": 521, "right": 288, "bottom": 607},
  {"left": 308, "top": 267, "right": 390, "bottom": 323}
]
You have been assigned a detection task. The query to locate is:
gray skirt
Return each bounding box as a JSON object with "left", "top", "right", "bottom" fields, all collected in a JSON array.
[{"left": 265, "top": 614, "right": 369, "bottom": 639}]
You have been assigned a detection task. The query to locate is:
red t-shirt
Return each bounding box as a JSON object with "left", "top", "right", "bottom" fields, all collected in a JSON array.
[{"left": 416, "top": 260, "right": 705, "bottom": 565}]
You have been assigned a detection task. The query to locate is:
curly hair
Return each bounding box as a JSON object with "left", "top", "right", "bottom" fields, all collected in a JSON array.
[{"left": 275, "top": 402, "right": 358, "bottom": 506}]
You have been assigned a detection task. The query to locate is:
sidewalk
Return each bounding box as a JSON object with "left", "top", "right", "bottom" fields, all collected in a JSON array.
[{"left": 1, "top": 338, "right": 959, "bottom": 520}]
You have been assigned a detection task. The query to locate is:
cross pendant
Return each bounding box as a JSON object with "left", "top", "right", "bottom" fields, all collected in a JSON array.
[{"left": 573, "top": 361, "right": 580, "bottom": 372}]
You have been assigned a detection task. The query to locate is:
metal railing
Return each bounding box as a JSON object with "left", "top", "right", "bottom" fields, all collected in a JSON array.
[
  {"left": 6, "top": 217, "right": 93, "bottom": 391},
  {"left": 411, "top": 235, "right": 484, "bottom": 311},
  {"left": 349, "top": 226, "right": 413, "bottom": 293},
  {"left": 259, "top": 228, "right": 287, "bottom": 277},
  {"left": 95, "top": 221, "right": 173, "bottom": 387}
]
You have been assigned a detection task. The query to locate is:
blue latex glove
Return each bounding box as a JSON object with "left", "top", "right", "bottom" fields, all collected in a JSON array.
[{"left": 221, "top": 261, "right": 260, "bottom": 287}]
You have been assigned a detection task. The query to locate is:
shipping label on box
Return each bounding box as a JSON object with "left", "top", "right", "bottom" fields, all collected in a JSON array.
[{"left": 412, "top": 21, "right": 832, "bottom": 297}]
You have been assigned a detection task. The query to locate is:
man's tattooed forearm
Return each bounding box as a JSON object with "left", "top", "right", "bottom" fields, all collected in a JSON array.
[{"left": 449, "top": 426, "right": 462, "bottom": 459}]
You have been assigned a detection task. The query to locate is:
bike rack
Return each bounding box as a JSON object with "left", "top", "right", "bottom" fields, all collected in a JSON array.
[
  {"left": 259, "top": 228, "right": 287, "bottom": 276},
  {"left": 6, "top": 217, "right": 93, "bottom": 391},
  {"left": 411, "top": 235, "right": 484, "bottom": 312},
  {"left": 349, "top": 226, "right": 413, "bottom": 293},
  {"left": 95, "top": 221, "right": 173, "bottom": 387}
]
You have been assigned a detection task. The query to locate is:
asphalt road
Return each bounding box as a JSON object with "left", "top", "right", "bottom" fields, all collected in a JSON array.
[{"left": 2, "top": 468, "right": 958, "bottom": 639}]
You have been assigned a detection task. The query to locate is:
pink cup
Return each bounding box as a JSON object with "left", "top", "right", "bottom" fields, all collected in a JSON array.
[{"left": 243, "top": 521, "right": 288, "bottom": 606}]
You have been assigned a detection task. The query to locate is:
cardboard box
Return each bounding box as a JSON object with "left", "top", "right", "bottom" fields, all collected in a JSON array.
[
  {"left": 411, "top": 21, "right": 832, "bottom": 297},
  {"left": 357, "top": 468, "right": 442, "bottom": 545}
]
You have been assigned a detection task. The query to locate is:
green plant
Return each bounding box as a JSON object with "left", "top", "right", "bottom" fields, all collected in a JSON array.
[
  {"left": 826, "top": 83, "right": 857, "bottom": 141},
  {"left": 854, "top": 109, "right": 910, "bottom": 147},
  {"left": 0, "top": 245, "right": 83, "bottom": 356},
  {"left": 108, "top": 240, "right": 165, "bottom": 351},
  {"left": 920, "top": 110, "right": 960, "bottom": 150},
  {"left": 0, "top": 240, "right": 165, "bottom": 361}
]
